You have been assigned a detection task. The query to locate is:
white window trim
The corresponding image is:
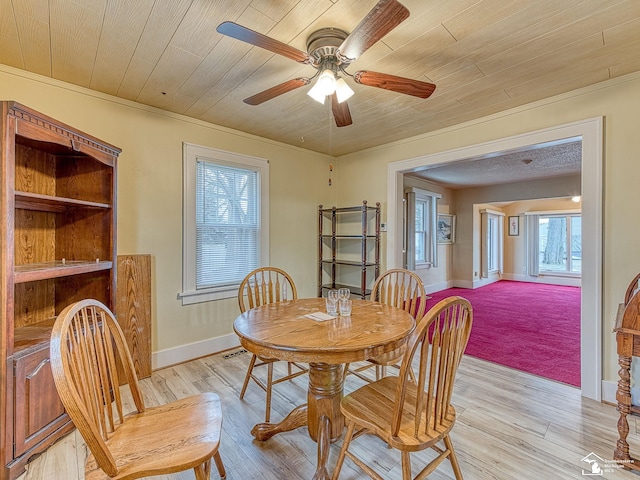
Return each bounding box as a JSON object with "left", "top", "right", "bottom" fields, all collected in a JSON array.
[
  {"left": 525, "top": 214, "right": 539, "bottom": 276},
  {"left": 180, "top": 143, "right": 269, "bottom": 305},
  {"left": 404, "top": 187, "right": 441, "bottom": 269},
  {"left": 480, "top": 209, "right": 504, "bottom": 278},
  {"left": 525, "top": 209, "right": 581, "bottom": 278}
]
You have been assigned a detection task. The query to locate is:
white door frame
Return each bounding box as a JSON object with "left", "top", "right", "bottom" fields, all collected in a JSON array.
[{"left": 386, "top": 117, "right": 603, "bottom": 401}]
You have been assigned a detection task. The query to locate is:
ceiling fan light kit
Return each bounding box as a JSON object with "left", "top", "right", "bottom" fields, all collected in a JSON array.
[
  {"left": 307, "top": 81, "right": 328, "bottom": 104},
  {"left": 307, "top": 68, "right": 338, "bottom": 104},
  {"left": 335, "top": 78, "right": 354, "bottom": 103},
  {"left": 216, "top": 0, "right": 435, "bottom": 127}
]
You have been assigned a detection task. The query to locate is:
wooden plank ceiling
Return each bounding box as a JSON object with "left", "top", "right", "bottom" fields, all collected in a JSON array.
[{"left": 1, "top": 0, "right": 639, "bottom": 156}]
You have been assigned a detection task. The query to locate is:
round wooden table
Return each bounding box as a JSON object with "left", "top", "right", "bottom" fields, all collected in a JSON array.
[{"left": 233, "top": 297, "right": 415, "bottom": 480}]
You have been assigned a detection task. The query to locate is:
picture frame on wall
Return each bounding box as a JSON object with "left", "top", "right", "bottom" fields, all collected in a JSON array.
[
  {"left": 437, "top": 214, "right": 456, "bottom": 244},
  {"left": 508, "top": 216, "right": 519, "bottom": 236}
]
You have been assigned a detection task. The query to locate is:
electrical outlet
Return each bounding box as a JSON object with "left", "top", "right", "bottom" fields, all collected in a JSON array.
[{"left": 380, "top": 223, "right": 387, "bottom": 232}]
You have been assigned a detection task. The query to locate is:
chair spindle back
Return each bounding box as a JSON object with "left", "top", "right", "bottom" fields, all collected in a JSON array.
[
  {"left": 392, "top": 296, "right": 473, "bottom": 438},
  {"left": 50, "top": 299, "right": 144, "bottom": 476},
  {"left": 238, "top": 267, "right": 298, "bottom": 313},
  {"left": 371, "top": 268, "right": 426, "bottom": 320}
]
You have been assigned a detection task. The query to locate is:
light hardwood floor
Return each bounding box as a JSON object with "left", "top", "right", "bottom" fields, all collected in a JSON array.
[{"left": 17, "top": 349, "right": 640, "bottom": 479}]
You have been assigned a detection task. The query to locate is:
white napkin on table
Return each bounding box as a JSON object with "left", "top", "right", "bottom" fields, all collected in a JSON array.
[{"left": 304, "top": 311, "right": 335, "bottom": 321}]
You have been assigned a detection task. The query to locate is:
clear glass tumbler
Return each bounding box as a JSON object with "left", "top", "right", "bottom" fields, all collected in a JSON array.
[
  {"left": 326, "top": 290, "right": 339, "bottom": 316},
  {"left": 339, "top": 298, "right": 352, "bottom": 316}
]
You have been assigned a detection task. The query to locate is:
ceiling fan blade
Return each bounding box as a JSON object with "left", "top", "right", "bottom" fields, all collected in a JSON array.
[
  {"left": 243, "top": 78, "right": 311, "bottom": 105},
  {"left": 354, "top": 71, "right": 436, "bottom": 99},
  {"left": 337, "top": 0, "right": 409, "bottom": 62},
  {"left": 217, "top": 21, "right": 310, "bottom": 64},
  {"left": 331, "top": 94, "right": 353, "bottom": 127}
]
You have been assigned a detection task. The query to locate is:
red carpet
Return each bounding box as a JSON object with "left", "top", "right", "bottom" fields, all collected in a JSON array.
[{"left": 426, "top": 281, "right": 581, "bottom": 387}]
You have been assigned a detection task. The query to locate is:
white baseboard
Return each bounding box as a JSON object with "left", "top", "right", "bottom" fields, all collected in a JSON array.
[
  {"left": 452, "top": 279, "right": 475, "bottom": 289},
  {"left": 602, "top": 380, "right": 617, "bottom": 404},
  {"left": 152, "top": 333, "right": 240, "bottom": 370},
  {"left": 452, "top": 276, "right": 500, "bottom": 289},
  {"left": 424, "top": 280, "right": 453, "bottom": 294},
  {"left": 602, "top": 379, "right": 640, "bottom": 405}
]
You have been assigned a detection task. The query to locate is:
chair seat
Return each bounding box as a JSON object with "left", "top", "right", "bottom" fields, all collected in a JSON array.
[
  {"left": 85, "top": 393, "right": 223, "bottom": 480},
  {"left": 341, "top": 377, "right": 456, "bottom": 452}
]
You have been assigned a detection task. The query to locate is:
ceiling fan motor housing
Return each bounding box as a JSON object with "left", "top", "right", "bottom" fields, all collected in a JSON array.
[{"left": 306, "top": 28, "right": 350, "bottom": 67}]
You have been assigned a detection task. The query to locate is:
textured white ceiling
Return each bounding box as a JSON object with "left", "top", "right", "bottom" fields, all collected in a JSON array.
[{"left": 407, "top": 139, "right": 582, "bottom": 189}]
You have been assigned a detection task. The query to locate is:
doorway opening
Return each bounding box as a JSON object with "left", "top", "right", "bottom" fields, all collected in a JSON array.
[{"left": 386, "top": 118, "right": 603, "bottom": 400}]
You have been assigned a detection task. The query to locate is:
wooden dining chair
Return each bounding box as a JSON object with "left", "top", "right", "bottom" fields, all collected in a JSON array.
[
  {"left": 332, "top": 296, "right": 473, "bottom": 480},
  {"left": 238, "top": 266, "right": 308, "bottom": 422},
  {"left": 345, "top": 268, "right": 426, "bottom": 382},
  {"left": 49, "top": 299, "right": 226, "bottom": 480}
]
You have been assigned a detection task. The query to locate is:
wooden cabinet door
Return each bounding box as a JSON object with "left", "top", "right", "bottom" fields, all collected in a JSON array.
[{"left": 12, "top": 346, "right": 68, "bottom": 457}]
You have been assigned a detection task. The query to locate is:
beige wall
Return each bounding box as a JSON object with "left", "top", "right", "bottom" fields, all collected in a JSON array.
[
  {"left": 335, "top": 72, "right": 640, "bottom": 386},
  {"left": 0, "top": 65, "right": 334, "bottom": 360},
  {"left": 4, "top": 63, "right": 640, "bottom": 388}
]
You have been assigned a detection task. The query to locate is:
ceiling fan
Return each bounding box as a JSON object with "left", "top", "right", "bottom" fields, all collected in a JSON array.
[{"left": 216, "top": 0, "right": 436, "bottom": 127}]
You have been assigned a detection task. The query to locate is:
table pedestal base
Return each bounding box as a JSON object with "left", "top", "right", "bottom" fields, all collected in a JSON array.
[
  {"left": 251, "top": 404, "right": 308, "bottom": 441},
  {"left": 249, "top": 363, "right": 345, "bottom": 480}
]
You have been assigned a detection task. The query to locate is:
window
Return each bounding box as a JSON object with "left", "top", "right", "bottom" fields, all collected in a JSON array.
[
  {"left": 525, "top": 211, "right": 581, "bottom": 277},
  {"left": 415, "top": 197, "right": 430, "bottom": 263},
  {"left": 404, "top": 187, "right": 441, "bottom": 269},
  {"left": 480, "top": 209, "right": 504, "bottom": 278},
  {"left": 538, "top": 213, "right": 581, "bottom": 274},
  {"left": 181, "top": 143, "right": 269, "bottom": 305},
  {"left": 487, "top": 215, "right": 501, "bottom": 272}
]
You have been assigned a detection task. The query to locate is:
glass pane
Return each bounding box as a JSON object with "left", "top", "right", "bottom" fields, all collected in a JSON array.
[
  {"left": 570, "top": 215, "right": 582, "bottom": 273},
  {"left": 488, "top": 217, "right": 499, "bottom": 271},
  {"left": 415, "top": 233, "right": 425, "bottom": 262},
  {"left": 415, "top": 201, "right": 424, "bottom": 231},
  {"left": 539, "top": 216, "right": 567, "bottom": 273},
  {"left": 196, "top": 160, "right": 259, "bottom": 289}
]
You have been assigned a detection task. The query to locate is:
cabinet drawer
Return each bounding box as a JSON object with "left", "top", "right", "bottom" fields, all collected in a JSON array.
[{"left": 12, "top": 346, "right": 68, "bottom": 457}]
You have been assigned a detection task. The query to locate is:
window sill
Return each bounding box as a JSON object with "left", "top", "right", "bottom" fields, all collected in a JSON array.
[
  {"left": 539, "top": 272, "right": 581, "bottom": 279},
  {"left": 179, "top": 285, "right": 238, "bottom": 305},
  {"left": 415, "top": 262, "right": 433, "bottom": 269}
]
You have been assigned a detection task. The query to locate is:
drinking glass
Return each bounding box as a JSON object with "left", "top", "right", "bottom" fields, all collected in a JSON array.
[
  {"left": 326, "top": 290, "right": 339, "bottom": 316},
  {"left": 339, "top": 298, "right": 352, "bottom": 316},
  {"left": 338, "top": 288, "right": 351, "bottom": 300}
]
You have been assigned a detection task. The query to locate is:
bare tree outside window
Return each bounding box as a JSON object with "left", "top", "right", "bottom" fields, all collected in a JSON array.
[
  {"left": 539, "top": 214, "right": 581, "bottom": 274},
  {"left": 543, "top": 217, "right": 566, "bottom": 266}
]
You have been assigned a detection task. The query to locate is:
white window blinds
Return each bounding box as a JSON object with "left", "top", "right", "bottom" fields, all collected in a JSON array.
[
  {"left": 182, "top": 143, "right": 268, "bottom": 305},
  {"left": 195, "top": 160, "right": 259, "bottom": 289}
]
